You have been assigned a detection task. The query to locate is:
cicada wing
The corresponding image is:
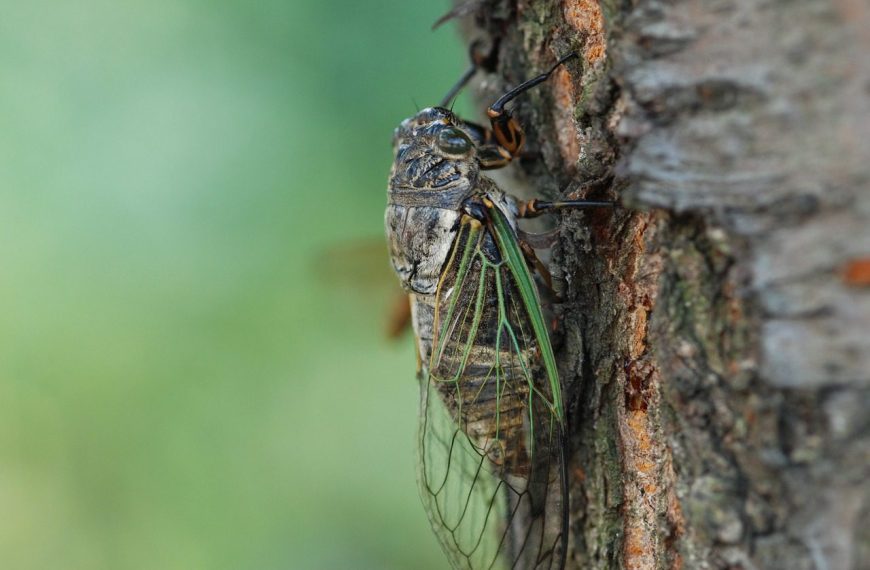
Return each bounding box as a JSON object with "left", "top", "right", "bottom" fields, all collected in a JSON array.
[{"left": 417, "top": 215, "right": 568, "bottom": 570}]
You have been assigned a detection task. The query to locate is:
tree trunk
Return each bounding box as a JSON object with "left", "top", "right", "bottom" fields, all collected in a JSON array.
[{"left": 453, "top": 0, "right": 869, "bottom": 568}]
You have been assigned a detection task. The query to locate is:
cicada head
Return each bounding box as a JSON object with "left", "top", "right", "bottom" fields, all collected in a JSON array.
[
  {"left": 388, "top": 107, "right": 480, "bottom": 196},
  {"left": 385, "top": 107, "right": 480, "bottom": 296}
]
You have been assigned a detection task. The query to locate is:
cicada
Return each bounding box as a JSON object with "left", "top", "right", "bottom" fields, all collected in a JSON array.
[{"left": 385, "top": 51, "right": 612, "bottom": 570}]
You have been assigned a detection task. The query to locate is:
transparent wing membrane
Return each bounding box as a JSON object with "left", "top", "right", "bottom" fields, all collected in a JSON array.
[{"left": 417, "top": 210, "right": 568, "bottom": 570}]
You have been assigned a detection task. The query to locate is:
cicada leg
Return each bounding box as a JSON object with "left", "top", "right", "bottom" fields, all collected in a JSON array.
[
  {"left": 462, "top": 53, "right": 583, "bottom": 170},
  {"left": 513, "top": 180, "right": 617, "bottom": 311},
  {"left": 442, "top": 47, "right": 580, "bottom": 170},
  {"left": 451, "top": 119, "right": 513, "bottom": 169},
  {"left": 516, "top": 171, "right": 618, "bottom": 217},
  {"left": 484, "top": 52, "right": 579, "bottom": 160},
  {"left": 432, "top": 0, "right": 485, "bottom": 30},
  {"left": 513, "top": 195, "right": 616, "bottom": 287},
  {"left": 516, "top": 197, "right": 616, "bottom": 218},
  {"left": 438, "top": 38, "right": 499, "bottom": 108}
]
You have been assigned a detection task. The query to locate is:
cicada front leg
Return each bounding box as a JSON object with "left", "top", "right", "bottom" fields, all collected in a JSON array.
[
  {"left": 442, "top": 44, "right": 581, "bottom": 171},
  {"left": 484, "top": 52, "right": 579, "bottom": 160},
  {"left": 458, "top": 53, "right": 584, "bottom": 170}
]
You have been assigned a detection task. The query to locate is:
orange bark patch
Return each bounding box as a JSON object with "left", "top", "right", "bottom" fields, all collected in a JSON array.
[
  {"left": 563, "top": 0, "right": 607, "bottom": 66},
  {"left": 551, "top": 66, "right": 580, "bottom": 166},
  {"left": 842, "top": 257, "right": 870, "bottom": 286},
  {"left": 613, "top": 214, "right": 679, "bottom": 570},
  {"left": 625, "top": 359, "right": 655, "bottom": 412},
  {"left": 621, "top": 409, "right": 659, "bottom": 570},
  {"left": 617, "top": 216, "right": 656, "bottom": 359},
  {"left": 631, "top": 305, "right": 649, "bottom": 357}
]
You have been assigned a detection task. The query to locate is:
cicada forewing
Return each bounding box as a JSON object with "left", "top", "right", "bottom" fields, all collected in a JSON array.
[{"left": 417, "top": 202, "right": 568, "bottom": 570}]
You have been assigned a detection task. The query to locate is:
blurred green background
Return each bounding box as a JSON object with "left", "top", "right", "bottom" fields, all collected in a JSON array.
[{"left": 0, "top": 1, "right": 473, "bottom": 568}]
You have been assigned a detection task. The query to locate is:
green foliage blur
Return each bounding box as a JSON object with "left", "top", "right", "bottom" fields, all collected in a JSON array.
[{"left": 0, "top": 2, "right": 472, "bottom": 568}]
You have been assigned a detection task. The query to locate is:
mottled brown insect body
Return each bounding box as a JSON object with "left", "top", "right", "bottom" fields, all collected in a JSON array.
[
  {"left": 386, "top": 105, "right": 566, "bottom": 570},
  {"left": 384, "top": 52, "right": 611, "bottom": 569},
  {"left": 386, "top": 109, "right": 538, "bottom": 474}
]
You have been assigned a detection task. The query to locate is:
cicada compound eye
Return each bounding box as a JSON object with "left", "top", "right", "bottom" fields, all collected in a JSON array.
[{"left": 436, "top": 126, "right": 472, "bottom": 156}]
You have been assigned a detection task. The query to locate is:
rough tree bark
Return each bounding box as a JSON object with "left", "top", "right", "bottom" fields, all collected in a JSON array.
[{"left": 452, "top": 0, "right": 869, "bottom": 568}]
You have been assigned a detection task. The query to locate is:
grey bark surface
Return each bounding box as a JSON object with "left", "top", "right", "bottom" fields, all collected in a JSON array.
[{"left": 454, "top": 0, "right": 870, "bottom": 568}]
